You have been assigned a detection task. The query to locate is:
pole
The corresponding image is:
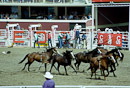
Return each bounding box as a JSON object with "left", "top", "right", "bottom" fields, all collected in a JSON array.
[
  {"left": 128, "top": 4, "right": 130, "bottom": 50},
  {"left": 91, "top": 4, "right": 94, "bottom": 49}
]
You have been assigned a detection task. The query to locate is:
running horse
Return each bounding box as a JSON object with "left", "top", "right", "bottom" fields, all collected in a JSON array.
[
  {"left": 18, "top": 47, "right": 58, "bottom": 72},
  {"left": 74, "top": 47, "right": 102, "bottom": 70},
  {"left": 90, "top": 51, "right": 115, "bottom": 80},
  {"left": 49, "top": 50, "right": 77, "bottom": 75}
]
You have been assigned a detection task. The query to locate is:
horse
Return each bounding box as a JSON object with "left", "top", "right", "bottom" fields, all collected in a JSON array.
[
  {"left": 18, "top": 47, "right": 58, "bottom": 72},
  {"left": 49, "top": 50, "right": 77, "bottom": 75},
  {"left": 74, "top": 47, "right": 102, "bottom": 70},
  {"left": 90, "top": 52, "right": 115, "bottom": 80},
  {"left": 98, "top": 47, "right": 124, "bottom": 66}
]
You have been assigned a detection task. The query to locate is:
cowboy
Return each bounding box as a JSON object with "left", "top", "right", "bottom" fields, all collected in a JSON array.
[
  {"left": 42, "top": 72, "right": 55, "bottom": 88},
  {"left": 34, "top": 31, "right": 40, "bottom": 48}
]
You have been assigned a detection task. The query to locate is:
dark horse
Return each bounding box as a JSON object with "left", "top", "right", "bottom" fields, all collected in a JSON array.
[
  {"left": 105, "top": 48, "right": 124, "bottom": 77},
  {"left": 49, "top": 50, "right": 77, "bottom": 75},
  {"left": 90, "top": 52, "right": 114, "bottom": 80},
  {"left": 98, "top": 47, "right": 124, "bottom": 66},
  {"left": 74, "top": 47, "right": 102, "bottom": 70},
  {"left": 18, "top": 47, "right": 58, "bottom": 72}
]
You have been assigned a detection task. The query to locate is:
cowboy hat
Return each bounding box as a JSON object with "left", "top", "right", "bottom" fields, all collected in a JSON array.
[{"left": 44, "top": 72, "right": 53, "bottom": 79}]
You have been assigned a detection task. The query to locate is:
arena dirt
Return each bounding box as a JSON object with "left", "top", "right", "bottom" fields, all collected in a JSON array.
[{"left": 0, "top": 47, "right": 130, "bottom": 86}]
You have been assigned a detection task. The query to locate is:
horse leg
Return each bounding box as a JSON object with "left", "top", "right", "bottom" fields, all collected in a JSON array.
[
  {"left": 74, "top": 61, "right": 77, "bottom": 70},
  {"left": 110, "top": 64, "right": 114, "bottom": 72},
  {"left": 39, "top": 63, "right": 43, "bottom": 70},
  {"left": 77, "top": 61, "right": 81, "bottom": 70},
  {"left": 44, "top": 63, "right": 47, "bottom": 72},
  {"left": 27, "top": 61, "right": 34, "bottom": 72},
  {"left": 102, "top": 70, "right": 106, "bottom": 80},
  {"left": 50, "top": 60, "right": 56, "bottom": 72},
  {"left": 57, "top": 64, "right": 61, "bottom": 75},
  {"left": 69, "top": 64, "right": 77, "bottom": 74},
  {"left": 53, "top": 65, "right": 58, "bottom": 71},
  {"left": 112, "top": 70, "right": 117, "bottom": 77},
  {"left": 87, "top": 66, "right": 91, "bottom": 71},
  {"left": 64, "top": 66, "right": 68, "bottom": 75},
  {"left": 116, "top": 59, "right": 119, "bottom": 66},
  {"left": 105, "top": 69, "right": 109, "bottom": 77},
  {"left": 90, "top": 67, "right": 94, "bottom": 79},
  {"left": 94, "top": 69, "right": 97, "bottom": 79},
  {"left": 22, "top": 62, "right": 28, "bottom": 71}
]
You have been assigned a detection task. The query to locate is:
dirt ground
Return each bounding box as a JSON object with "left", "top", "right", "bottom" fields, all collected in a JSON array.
[{"left": 0, "top": 47, "right": 130, "bottom": 86}]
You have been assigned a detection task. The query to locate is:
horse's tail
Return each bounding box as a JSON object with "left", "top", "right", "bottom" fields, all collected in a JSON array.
[
  {"left": 120, "top": 52, "right": 124, "bottom": 62},
  {"left": 19, "top": 53, "right": 29, "bottom": 64}
]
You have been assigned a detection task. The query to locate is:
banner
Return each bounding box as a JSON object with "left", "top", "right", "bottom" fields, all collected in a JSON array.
[
  {"left": 98, "top": 33, "right": 122, "bottom": 47},
  {"left": 92, "top": 0, "right": 130, "bottom": 2}
]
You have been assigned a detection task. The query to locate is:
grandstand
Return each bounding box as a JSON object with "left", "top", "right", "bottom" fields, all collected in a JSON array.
[{"left": 0, "top": 0, "right": 130, "bottom": 50}]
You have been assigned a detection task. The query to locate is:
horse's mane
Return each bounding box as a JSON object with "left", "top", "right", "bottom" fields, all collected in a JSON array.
[
  {"left": 86, "top": 47, "right": 98, "bottom": 54},
  {"left": 106, "top": 48, "right": 118, "bottom": 55},
  {"left": 47, "top": 47, "right": 55, "bottom": 52}
]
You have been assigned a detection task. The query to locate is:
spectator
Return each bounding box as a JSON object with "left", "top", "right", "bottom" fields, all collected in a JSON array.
[
  {"left": 48, "top": 14, "right": 53, "bottom": 20},
  {"left": 87, "top": 13, "right": 92, "bottom": 19},
  {"left": 34, "top": 31, "right": 40, "bottom": 48},
  {"left": 61, "top": 33, "right": 64, "bottom": 48},
  {"left": 82, "top": 32, "right": 87, "bottom": 49},
  {"left": 17, "top": 24, "right": 21, "bottom": 30},
  {"left": 68, "top": 14, "right": 73, "bottom": 20},
  {"left": 75, "top": 29, "right": 80, "bottom": 48},
  {"left": 48, "top": 32, "right": 52, "bottom": 48},
  {"left": 81, "top": 14, "right": 87, "bottom": 20},
  {"left": 42, "top": 72, "right": 55, "bottom": 88},
  {"left": 62, "top": 15, "right": 67, "bottom": 20},
  {"left": 58, "top": 16, "right": 62, "bottom": 19},
  {"left": 66, "top": 32, "right": 71, "bottom": 48},
  {"left": 74, "top": 15, "right": 80, "bottom": 20},
  {"left": 58, "top": 33, "right": 62, "bottom": 48}
]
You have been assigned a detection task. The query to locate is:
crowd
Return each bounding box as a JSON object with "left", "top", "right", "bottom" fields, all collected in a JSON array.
[
  {"left": 0, "top": 11, "right": 91, "bottom": 20},
  {"left": 34, "top": 29, "right": 87, "bottom": 49},
  {"left": 0, "top": 12, "right": 18, "bottom": 19}
]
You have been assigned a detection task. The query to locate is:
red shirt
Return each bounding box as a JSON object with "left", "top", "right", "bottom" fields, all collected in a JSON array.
[{"left": 48, "top": 33, "right": 51, "bottom": 39}]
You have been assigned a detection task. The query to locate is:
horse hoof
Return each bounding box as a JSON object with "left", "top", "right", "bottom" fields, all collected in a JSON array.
[
  {"left": 114, "top": 75, "right": 117, "bottom": 77},
  {"left": 98, "top": 77, "right": 101, "bottom": 79},
  {"left": 110, "top": 70, "right": 114, "bottom": 72}
]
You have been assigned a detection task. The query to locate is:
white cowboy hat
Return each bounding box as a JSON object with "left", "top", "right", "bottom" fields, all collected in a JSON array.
[{"left": 44, "top": 72, "right": 53, "bottom": 79}]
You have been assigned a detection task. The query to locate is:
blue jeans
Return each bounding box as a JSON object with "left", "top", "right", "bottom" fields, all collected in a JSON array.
[
  {"left": 34, "top": 39, "right": 40, "bottom": 48},
  {"left": 58, "top": 38, "right": 62, "bottom": 48},
  {"left": 66, "top": 40, "right": 69, "bottom": 48},
  {"left": 75, "top": 37, "right": 80, "bottom": 44},
  {"left": 48, "top": 39, "right": 52, "bottom": 48}
]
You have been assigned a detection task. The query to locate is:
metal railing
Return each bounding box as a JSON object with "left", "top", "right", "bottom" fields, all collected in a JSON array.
[
  {"left": 0, "top": 85, "right": 130, "bottom": 88},
  {"left": 0, "top": 0, "right": 92, "bottom": 4}
]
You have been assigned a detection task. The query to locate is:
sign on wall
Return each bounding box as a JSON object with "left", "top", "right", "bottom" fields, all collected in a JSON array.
[{"left": 98, "top": 33, "right": 122, "bottom": 47}]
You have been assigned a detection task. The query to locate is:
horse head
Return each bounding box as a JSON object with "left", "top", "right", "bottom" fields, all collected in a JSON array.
[
  {"left": 112, "top": 48, "right": 122, "bottom": 58},
  {"left": 107, "top": 54, "right": 116, "bottom": 63},
  {"left": 47, "top": 47, "right": 59, "bottom": 55},
  {"left": 66, "top": 50, "right": 75, "bottom": 60},
  {"left": 92, "top": 47, "right": 102, "bottom": 57}
]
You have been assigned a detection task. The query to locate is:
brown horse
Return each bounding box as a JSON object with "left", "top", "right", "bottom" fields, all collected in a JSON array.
[
  {"left": 49, "top": 50, "right": 77, "bottom": 75},
  {"left": 74, "top": 47, "right": 102, "bottom": 70},
  {"left": 19, "top": 47, "right": 58, "bottom": 72},
  {"left": 98, "top": 48, "right": 124, "bottom": 72},
  {"left": 90, "top": 52, "right": 115, "bottom": 80}
]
